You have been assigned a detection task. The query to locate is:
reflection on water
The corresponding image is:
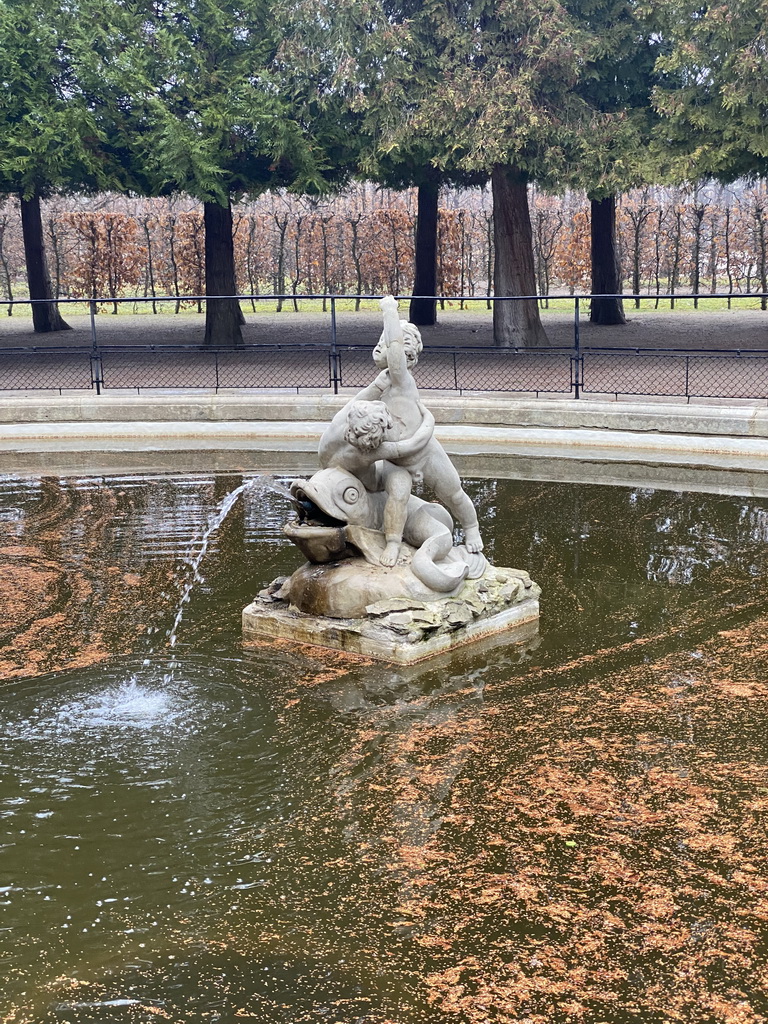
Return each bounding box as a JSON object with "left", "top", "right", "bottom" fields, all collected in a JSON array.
[{"left": 1, "top": 474, "right": 768, "bottom": 1022}]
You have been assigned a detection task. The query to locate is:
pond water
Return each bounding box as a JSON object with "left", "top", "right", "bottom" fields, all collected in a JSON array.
[{"left": 1, "top": 473, "right": 768, "bottom": 1024}]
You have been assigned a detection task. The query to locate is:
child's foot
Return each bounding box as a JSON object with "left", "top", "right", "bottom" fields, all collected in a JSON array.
[
  {"left": 464, "top": 527, "right": 484, "bottom": 553},
  {"left": 380, "top": 541, "right": 401, "bottom": 567}
]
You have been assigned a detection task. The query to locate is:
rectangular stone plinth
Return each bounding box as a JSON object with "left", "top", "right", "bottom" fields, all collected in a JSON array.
[{"left": 242, "top": 592, "right": 539, "bottom": 665}]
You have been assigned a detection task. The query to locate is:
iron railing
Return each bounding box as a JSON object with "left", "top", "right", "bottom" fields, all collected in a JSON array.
[{"left": 0, "top": 292, "right": 767, "bottom": 401}]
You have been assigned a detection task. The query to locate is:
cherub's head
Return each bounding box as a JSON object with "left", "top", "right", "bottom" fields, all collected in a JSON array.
[
  {"left": 344, "top": 400, "right": 394, "bottom": 453},
  {"left": 372, "top": 321, "right": 423, "bottom": 370}
]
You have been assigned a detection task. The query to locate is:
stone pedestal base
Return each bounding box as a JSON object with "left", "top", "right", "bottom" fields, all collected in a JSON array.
[{"left": 242, "top": 566, "right": 540, "bottom": 665}]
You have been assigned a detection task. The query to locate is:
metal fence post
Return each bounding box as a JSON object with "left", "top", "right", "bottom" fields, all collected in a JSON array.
[
  {"left": 573, "top": 296, "right": 581, "bottom": 399},
  {"left": 330, "top": 295, "right": 340, "bottom": 394},
  {"left": 89, "top": 299, "right": 102, "bottom": 395}
]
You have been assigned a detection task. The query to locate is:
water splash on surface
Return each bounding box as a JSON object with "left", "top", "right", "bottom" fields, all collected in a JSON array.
[
  {"left": 4, "top": 675, "right": 187, "bottom": 742},
  {"left": 60, "top": 677, "right": 184, "bottom": 731}
]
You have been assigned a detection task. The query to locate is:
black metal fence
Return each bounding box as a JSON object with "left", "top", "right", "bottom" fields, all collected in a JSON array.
[{"left": 1, "top": 292, "right": 767, "bottom": 401}]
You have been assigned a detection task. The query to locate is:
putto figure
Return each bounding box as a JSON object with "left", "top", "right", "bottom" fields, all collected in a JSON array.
[
  {"left": 364, "top": 297, "right": 484, "bottom": 559},
  {"left": 318, "top": 396, "right": 434, "bottom": 495},
  {"left": 317, "top": 297, "right": 482, "bottom": 570}
]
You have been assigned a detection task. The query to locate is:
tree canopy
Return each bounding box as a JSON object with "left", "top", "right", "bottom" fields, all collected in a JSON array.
[
  {"left": 653, "top": 0, "right": 768, "bottom": 181},
  {"left": 0, "top": 0, "right": 106, "bottom": 199},
  {"left": 75, "top": 0, "right": 360, "bottom": 342},
  {"left": 0, "top": 0, "right": 108, "bottom": 329},
  {"left": 1, "top": 0, "right": 767, "bottom": 341}
]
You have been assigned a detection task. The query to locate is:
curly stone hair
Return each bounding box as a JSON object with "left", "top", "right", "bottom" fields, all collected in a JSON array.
[
  {"left": 373, "top": 320, "right": 423, "bottom": 369},
  {"left": 344, "top": 400, "right": 394, "bottom": 453}
]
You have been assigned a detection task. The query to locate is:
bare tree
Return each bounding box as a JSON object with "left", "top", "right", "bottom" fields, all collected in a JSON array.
[
  {"left": 688, "top": 182, "right": 709, "bottom": 308},
  {"left": 653, "top": 203, "right": 668, "bottom": 308},
  {"left": 624, "top": 189, "right": 655, "bottom": 309},
  {"left": 0, "top": 208, "right": 18, "bottom": 314},
  {"left": 748, "top": 184, "right": 768, "bottom": 310},
  {"left": 347, "top": 211, "right": 364, "bottom": 311},
  {"left": 271, "top": 204, "right": 289, "bottom": 312},
  {"left": 531, "top": 192, "right": 563, "bottom": 308}
]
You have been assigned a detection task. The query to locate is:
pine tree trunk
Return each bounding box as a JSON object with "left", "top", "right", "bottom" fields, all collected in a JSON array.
[
  {"left": 20, "top": 194, "right": 71, "bottom": 333},
  {"left": 491, "top": 165, "right": 548, "bottom": 348},
  {"left": 203, "top": 198, "right": 243, "bottom": 347},
  {"left": 590, "top": 196, "right": 626, "bottom": 325},
  {"left": 409, "top": 178, "right": 439, "bottom": 326}
]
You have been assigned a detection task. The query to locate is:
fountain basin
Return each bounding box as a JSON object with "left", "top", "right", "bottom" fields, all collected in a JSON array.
[{"left": 4, "top": 470, "right": 768, "bottom": 1022}]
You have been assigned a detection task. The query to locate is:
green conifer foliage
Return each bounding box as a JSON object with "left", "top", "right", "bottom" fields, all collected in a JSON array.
[
  {"left": 0, "top": 0, "right": 104, "bottom": 330},
  {"left": 79, "top": 0, "right": 353, "bottom": 344},
  {"left": 280, "top": 0, "right": 594, "bottom": 345},
  {"left": 567, "top": 0, "right": 665, "bottom": 325},
  {"left": 654, "top": 1, "right": 768, "bottom": 181},
  {"left": 407, "top": 1, "right": 591, "bottom": 345}
]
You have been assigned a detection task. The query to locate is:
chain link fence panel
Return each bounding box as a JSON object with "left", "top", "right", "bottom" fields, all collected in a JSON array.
[
  {"left": 336, "top": 346, "right": 574, "bottom": 393},
  {"left": 687, "top": 354, "right": 768, "bottom": 400},
  {"left": 582, "top": 352, "right": 689, "bottom": 397},
  {"left": 454, "top": 349, "right": 573, "bottom": 393},
  {"left": 216, "top": 346, "right": 332, "bottom": 390},
  {"left": 0, "top": 348, "right": 94, "bottom": 391},
  {"left": 582, "top": 350, "right": 768, "bottom": 400},
  {"left": 4, "top": 340, "right": 768, "bottom": 402},
  {"left": 100, "top": 348, "right": 219, "bottom": 390}
]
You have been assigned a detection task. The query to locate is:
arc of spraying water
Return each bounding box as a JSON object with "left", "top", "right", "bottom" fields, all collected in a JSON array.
[{"left": 165, "top": 475, "right": 300, "bottom": 652}]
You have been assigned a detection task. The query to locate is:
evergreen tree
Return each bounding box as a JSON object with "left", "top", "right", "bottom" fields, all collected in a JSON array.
[
  {"left": 352, "top": 3, "right": 486, "bottom": 327},
  {"left": 567, "top": 0, "right": 664, "bottom": 325},
  {"left": 281, "top": 0, "right": 593, "bottom": 347},
  {"left": 0, "top": 0, "right": 103, "bottom": 331},
  {"left": 85, "top": 0, "right": 352, "bottom": 345},
  {"left": 652, "top": 1, "right": 768, "bottom": 311},
  {"left": 277, "top": 0, "right": 454, "bottom": 325},
  {"left": 372, "top": 155, "right": 486, "bottom": 326},
  {"left": 405, "top": 1, "right": 596, "bottom": 347},
  {"left": 278, "top": 0, "right": 488, "bottom": 327}
]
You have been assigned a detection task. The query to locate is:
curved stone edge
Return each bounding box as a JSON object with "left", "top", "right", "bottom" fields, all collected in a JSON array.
[{"left": 242, "top": 571, "right": 540, "bottom": 665}]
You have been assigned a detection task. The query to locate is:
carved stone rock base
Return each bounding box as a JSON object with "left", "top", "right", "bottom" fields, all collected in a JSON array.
[{"left": 242, "top": 566, "right": 540, "bottom": 665}]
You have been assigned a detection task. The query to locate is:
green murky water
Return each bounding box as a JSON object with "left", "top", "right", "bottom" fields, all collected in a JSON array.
[{"left": 1, "top": 474, "right": 768, "bottom": 1023}]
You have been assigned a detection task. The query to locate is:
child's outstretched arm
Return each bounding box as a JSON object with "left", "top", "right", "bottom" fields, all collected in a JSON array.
[
  {"left": 380, "top": 295, "right": 404, "bottom": 344},
  {"left": 379, "top": 295, "right": 409, "bottom": 386},
  {"left": 353, "top": 371, "right": 390, "bottom": 402}
]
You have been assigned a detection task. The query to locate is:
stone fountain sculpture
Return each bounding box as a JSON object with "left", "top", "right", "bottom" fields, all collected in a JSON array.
[{"left": 242, "top": 297, "right": 540, "bottom": 663}]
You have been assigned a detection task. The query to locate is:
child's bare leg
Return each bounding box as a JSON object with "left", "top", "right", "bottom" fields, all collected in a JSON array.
[
  {"left": 381, "top": 465, "right": 412, "bottom": 566},
  {"left": 437, "top": 485, "right": 483, "bottom": 552},
  {"left": 423, "top": 448, "right": 484, "bottom": 552},
  {"left": 430, "top": 459, "right": 484, "bottom": 551}
]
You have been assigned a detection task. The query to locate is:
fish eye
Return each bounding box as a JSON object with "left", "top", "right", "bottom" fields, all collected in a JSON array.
[{"left": 342, "top": 486, "right": 359, "bottom": 503}]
